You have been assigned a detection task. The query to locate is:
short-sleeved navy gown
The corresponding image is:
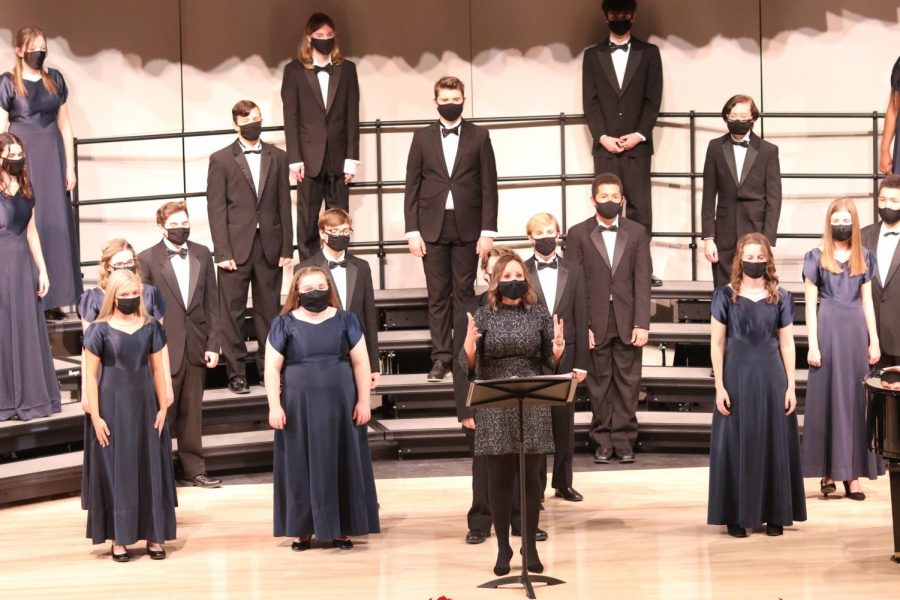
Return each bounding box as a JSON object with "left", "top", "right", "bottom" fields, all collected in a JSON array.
[
  {"left": 0, "top": 190, "right": 60, "bottom": 421},
  {"left": 81, "top": 319, "right": 177, "bottom": 546},
  {"left": 269, "top": 310, "right": 379, "bottom": 540},
  {"left": 802, "top": 248, "right": 885, "bottom": 480},
  {"left": 0, "top": 69, "right": 82, "bottom": 308},
  {"left": 707, "top": 287, "right": 806, "bottom": 529}
]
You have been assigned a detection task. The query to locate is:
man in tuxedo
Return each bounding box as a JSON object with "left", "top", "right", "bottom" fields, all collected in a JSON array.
[
  {"left": 582, "top": 0, "right": 662, "bottom": 286},
  {"left": 405, "top": 75, "right": 499, "bottom": 383},
  {"left": 296, "top": 208, "right": 380, "bottom": 387},
  {"left": 566, "top": 173, "right": 651, "bottom": 464},
  {"left": 524, "top": 213, "right": 588, "bottom": 501},
  {"left": 702, "top": 94, "right": 782, "bottom": 287},
  {"left": 862, "top": 175, "right": 900, "bottom": 366},
  {"left": 138, "top": 201, "right": 221, "bottom": 488},
  {"left": 206, "top": 100, "right": 293, "bottom": 395},
  {"left": 281, "top": 12, "right": 360, "bottom": 259}
]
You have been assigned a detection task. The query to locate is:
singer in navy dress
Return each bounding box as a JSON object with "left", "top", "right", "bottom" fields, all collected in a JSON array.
[
  {"left": 0, "top": 178, "right": 60, "bottom": 420},
  {"left": 1, "top": 67, "right": 82, "bottom": 310}
]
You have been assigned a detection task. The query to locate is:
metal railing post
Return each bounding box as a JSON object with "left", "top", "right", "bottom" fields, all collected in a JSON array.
[
  {"left": 688, "top": 111, "right": 698, "bottom": 281},
  {"left": 375, "top": 119, "right": 386, "bottom": 289}
]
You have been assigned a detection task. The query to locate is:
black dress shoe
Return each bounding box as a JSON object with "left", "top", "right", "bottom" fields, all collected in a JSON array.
[
  {"left": 618, "top": 452, "right": 635, "bottom": 464},
  {"left": 820, "top": 478, "right": 837, "bottom": 496},
  {"left": 185, "top": 474, "right": 222, "bottom": 488},
  {"left": 554, "top": 487, "right": 584, "bottom": 502},
  {"left": 111, "top": 545, "right": 130, "bottom": 562},
  {"left": 291, "top": 537, "right": 311, "bottom": 551},
  {"left": 44, "top": 308, "right": 67, "bottom": 321},
  {"left": 146, "top": 544, "right": 167, "bottom": 560},
  {"left": 512, "top": 528, "right": 547, "bottom": 541},
  {"left": 594, "top": 448, "right": 613, "bottom": 464},
  {"left": 726, "top": 525, "right": 747, "bottom": 538},
  {"left": 427, "top": 360, "right": 448, "bottom": 382},
  {"left": 465, "top": 530, "right": 488, "bottom": 544},
  {"left": 228, "top": 376, "right": 250, "bottom": 394},
  {"left": 765, "top": 524, "right": 783, "bottom": 536},
  {"left": 494, "top": 546, "right": 513, "bottom": 576},
  {"left": 843, "top": 481, "right": 866, "bottom": 501},
  {"left": 651, "top": 274, "right": 663, "bottom": 287},
  {"left": 332, "top": 538, "right": 353, "bottom": 550}
]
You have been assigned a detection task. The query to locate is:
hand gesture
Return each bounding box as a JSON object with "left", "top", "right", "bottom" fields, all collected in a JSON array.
[
  {"left": 204, "top": 351, "right": 219, "bottom": 369},
  {"left": 715, "top": 387, "right": 731, "bottom": 416},
  {"left": 461, "top": 417, "right": 476, "bottom": 430},
  {"left": 344, "top": 172, "right": 354, "bottom": 185},
  {"left": 573, "top": 371, "right": 586, "bottom": 383},
  {"left": 278, "top": 257, "right": 293, "bottom": 268},
  {"left": 476, "top": 236, "right": 493, "bottom": 256},
  {"left": 408, "top": 235, "right": 427, "bottom": 258},
  {"left": 552, "top": 315, "right": 565, "bottom": 348},
  {"left": 465, "top": 312, "right": 482, "bottom": 345},
  {"left": 868, "top": 342, "right": 881, "bottom": 366},
  {"left": 784, "top": 388, "right": 797, "bottom": 416},
  {"left": 588, "top": 328, "right": 596, "bottom": 350},
  {"left": 353, "top": 401, "right": 371, "bottom": 426},
  {"left": 93, "top": 417, "right": 111, "bottom": 447},
  {"left": 600, "top": 135, "right": 623, "bottom": 154},
  {"left": 618, "top": 133, "right": 643, "bottom": 151},
  {"left": 290, "top": 163, "right": 305, "bottom": 183},
  {"left": 36, "top": 270, "right": 50, "bottom": 298},
  {"left": 704, "top": 239, "right": 719, "bottom": 264},
  {"left": 269, "top": 406, "right": 287, "bottom": 430},
  {"left": 880, "top": 151, "right": 893, "bottom": 176},
  {"left": 217, "top": 259, "right": 237, "bottom": 271},
  {"left": 154, "top": 409, "right": 167, "bottom": 436},
  {"left": 631, "top": 327, "right": 649, "bottom": 347},
  {"left": 807, "top": 348, "right": 822, "bottom": 368}
]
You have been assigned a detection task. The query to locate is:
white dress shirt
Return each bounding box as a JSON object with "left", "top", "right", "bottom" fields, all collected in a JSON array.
[
  {"left": 731, "top": 135, "right": 749, "bottom": 181},
  {"left": 878, "top": 223, "right": 900, "bottom": 284},
  {"left": 289, "top": 57, "right": 359, "bottom": 176},
  {"left": 164, "top": 237, "right": 190, "bottom": 307},
  {"left": 535, "top": 254, "right": 559, "bottom": 315},
  {"left": 324, "top": 247, "right": 348, "bottom": 308},
  {"left": 239, "top": 139, "right": 262, "bottom": 194},
  {"left": 597, "top": 215, "right": 619, "bottom": 301},
  {"left": 604, "top": 37, "right": 645, "bottom": 143}
]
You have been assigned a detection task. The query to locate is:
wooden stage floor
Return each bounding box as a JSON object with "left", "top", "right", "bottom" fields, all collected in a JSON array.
[{"left": 1, "top": 466, "right": 897, "bottom": 599}]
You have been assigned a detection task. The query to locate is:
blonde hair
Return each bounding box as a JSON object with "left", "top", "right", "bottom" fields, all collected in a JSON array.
[
  {"left": 98, "top": 239, "right": 141, "bottom": 290},
  {"left": 96, "top": 269, "right": 147, "bottom": 323},
  {"left": 525, "top": 212, "right": 561, "bottom": 236},
  {"left": 298, "top": 13, "right": 345, "bottom": 68},
  {"left": 821, "top": 197, "right": 866, "bottom": 277},
  {"left": 11, "top": 26, "right": 58, "bottom": 97},
  {"left": 729, "top": 233, "right": 781, "bottom": 304}
]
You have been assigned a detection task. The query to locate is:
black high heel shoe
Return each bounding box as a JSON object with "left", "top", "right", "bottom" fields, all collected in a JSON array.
[
  {"left": 494, "top": 546, "right": 513, "bottom": 576},
  {"left": 820, "top": 478, "right": 837, "bottom": 496},
  {"left": 332, "top": 538, "right": 353, "bottom": 550},
  {"left": 842, "top": 481, "right": 866, "bottom": 501},
  {"left": 146, "top": 543, "right": 167, "bottom": 560},
  {"left": 291, "top": 537, "right": 311, "bottom": 551},
  {"left": 726, "top": 525, "right": 747, "bottom": 538},
  {"left": 111, "top": 544, "right": 130, "bottom": 563},
  {"left": 765, "top": 524, "right": 783, "bottom": 536}
]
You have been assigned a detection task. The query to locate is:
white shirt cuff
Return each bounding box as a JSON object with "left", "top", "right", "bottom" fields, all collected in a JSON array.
[
  {"left": 343, "top": 159, "right": 359, "bottom": 175},
  {"left": 405, "top": 231, "right": 421, "bottom": 239},
  {"left": 635, "top": 132, "right": 646, "bottom": 142},
  {"left": 480, "top": 230, "right": 498, "bottom": 238},
  {"left": 573, "top": 368, "right": 587, "bottom": 374},
  {"left": 290, "top": 162, "right": 304, "bottom": 170}
]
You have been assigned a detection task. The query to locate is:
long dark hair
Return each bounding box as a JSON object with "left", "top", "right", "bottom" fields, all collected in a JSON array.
[
  {"left": 730, "top": 233, "right": 781, "bottom": 304},
  {"left": 298, "top": 13, "right": 345, "bottom": 68},
  {"left": 0, "top": 132, "right": 33, "bottom": 198},
  {"left": 282, "top": 266, "right": 340, "bottom": 314},
  {"left": 486, "top": 254, "right": 538, "bottom": 311}
]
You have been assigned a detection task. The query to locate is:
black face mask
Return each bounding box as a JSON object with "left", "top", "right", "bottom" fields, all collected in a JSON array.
[
  {"left": 3, "top": 157, "right": 24, "bottom": 176},
  {"left": 727, "top": 119, "right": 754, "bottom": 136},
  {"left": 533, "top": 237, "right": 557, "bottom": 257},
  {"left": 114, "top": 265, "right": 138, "bottom": 275},
  {"left": 239, "top": 121, "right": 262, "bottom": 142},
  {"left": 879, "top": 207, "right": 900, "bottom": 225},
  {"left": 24, "top": 50, "right": 46, "bottom": 70},
  {"left": 607, "top": 19, "right": 633, "bottom": 36},
  {"left": 310, "top": 37, "right": 335, "bottom": 55},
  {"left": 326, "top": 234, "right": 350, "bottom": 253},
  {"left": 166, "top": 227, "right": 190, "bottom": 246},
  {"left": 742, "top": 261, "right": 767, "bottom": 279},
  {"left": 299, "top": 289, "right": 331, "bottom": 313},
  {"left": 116, "top": 296, "right": 141, "bottom": 315},
  {"left": 595, "top": 201, "right": 622, "bottom": 220},
  {"left": 498, "top": 280, "right": 528, "bottom": 301},
  {"left": 831, "top": 224, "right": 852, "bottom": 242},
  {"left": 437, "top": 102, "right": 464, "bottom": 123}
]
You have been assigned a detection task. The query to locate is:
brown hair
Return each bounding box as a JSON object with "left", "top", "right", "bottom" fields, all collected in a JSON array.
[
  {"left": 281, "top": 266, "right": 340, "bottom": 315},
  {"left": 434, "top": 76, "right": 465, "bottom": 99},
  {"left": 479, "top": 245, "right": 515, "bottom": 273},
  {"left": 318, "top": 208, "right": 352, "bottom": 231},
  {"left": 98, "top": 239, "right": 142, "bottom": 290},
  {"left": 729, "top": 233, "right": 781, "bottom": 304},
  {"left": 0, "top": 132, "right": 33, "bottom": 198},
  {"left": 11, "top": 26, "right": 57, "bottom": 97},
  {"left": 231, "top": 99, "right": 259, "bottom": 124},
  {"left": 879, "top": 174, "right": 900, "bottom": 196},
  {"left": 486, "top": 253, "right": 538, "bottom": 310},
  {"left": 298, "top": 13, "right": 345, "bottom": 68},
  {"left": 526, "top": 212, "right": 561, "bottom": 236},
  {"left": 821, "top": 197, "right": 866, "bottom": 276},
  {"left": 156, "top": 201, "right": 189, "bottom": 227},
  {"left": 591, "top": 172, "right": 623, "bottom": 198},
  {"left": 721, "top": 94, "right": 760, "bottom": 121},
  {"left": 96, "top": 269, "right": 147, "bottom": 323}
]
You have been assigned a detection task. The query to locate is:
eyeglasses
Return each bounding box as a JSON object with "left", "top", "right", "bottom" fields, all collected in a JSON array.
[
  {"left": 111, "top": 260, "right": 136, "bottom": 269},
  {"left": 325, "top": 228, "right": 352, "bottom": 236}
]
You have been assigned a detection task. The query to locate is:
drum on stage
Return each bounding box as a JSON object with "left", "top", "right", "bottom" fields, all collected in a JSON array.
[{"left": 864, "top": 368, "right": 900, "bottom": 564}]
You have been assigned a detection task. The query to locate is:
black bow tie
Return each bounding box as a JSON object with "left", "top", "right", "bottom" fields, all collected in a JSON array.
[
  {"left": 329, "top": 260, "right": 347, "bottom": 269},
  {"left": 599, "top": 225, "right": 618, "bottom": 233},
  {"left": 731, "top": 139, "right": 749, "bottom": 148},
  {"left": 243, "top": 149, "right": 261, "bottom": 154},
  {"left": 884, "top": 231, "right": 900, "bottom": 237},
  {"left": 537, "top": 259, "right": 558, "bottom": 270},
  {"left": 314, "top": 63, "right": 333, "bottom": 75},
  {"left": 442, "top": 125, "right": 460, "bottom": 138},
  {"left": 609, "top": 42, "right": 630, "bottom": 52},
  {"left": 167, "top": 248, "right": 188, "bottom": 259}
]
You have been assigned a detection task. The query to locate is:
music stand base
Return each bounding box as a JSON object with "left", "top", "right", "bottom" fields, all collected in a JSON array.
[{"left": 479, "top": 574, "right": 565, "bottom": 599}]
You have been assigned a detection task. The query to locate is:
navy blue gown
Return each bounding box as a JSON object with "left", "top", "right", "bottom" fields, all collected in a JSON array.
[
  {"left": 0, "top": 70, "right": 83, "bottom": 308},
  {"left": 82, "top": 319, "right": 177, "bottom": 545},
  {"left": 269, "top": 310, "right": 379, "bottom": 540},
  {"left": 707, "top": 287, "right": 806, "bottom": 529},
  {"left": 801, "top": 248, "right": 885, "bottom": 480},
  {"left": 0, "top": 190, "right": 60, "bottom": 420},
  {"left": 892, "top": 56, "right": 900, "bottom": 175}
]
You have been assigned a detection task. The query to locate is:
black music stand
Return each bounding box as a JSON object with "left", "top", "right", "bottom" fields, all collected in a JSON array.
[{"left": 466, "top": 374, "right": 577, "bottom": 599}]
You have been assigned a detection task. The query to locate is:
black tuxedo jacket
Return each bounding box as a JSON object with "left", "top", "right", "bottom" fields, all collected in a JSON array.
[
  {"left": 403, "top": 121, "right": 499, "bottom": 243},
  {"left": 206, "top": 140, "right": 293, "bottom": 265},
  {"left": 582, "top": 37, "right": 663, "bottom": 158},
  {"left": 701, "top": 132, "right": 782, "bottom": 250},
  {"left": 138, "top": 240, "right": 219, "bottom": 371},
  {"left": 525, "top": 256, "right": 589, "bottom": 373},
  {"left": 281, "top": 59, "right": 360, "bottom": 177},
  {"left": 565, "top": 216, "right": 651, "bottom": 342},
  {"left": 297, "top": 250, "right": 379, "bottom": 372},
  {"left": 862, "top": 223, "right": 900, "bottom": 356}
]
